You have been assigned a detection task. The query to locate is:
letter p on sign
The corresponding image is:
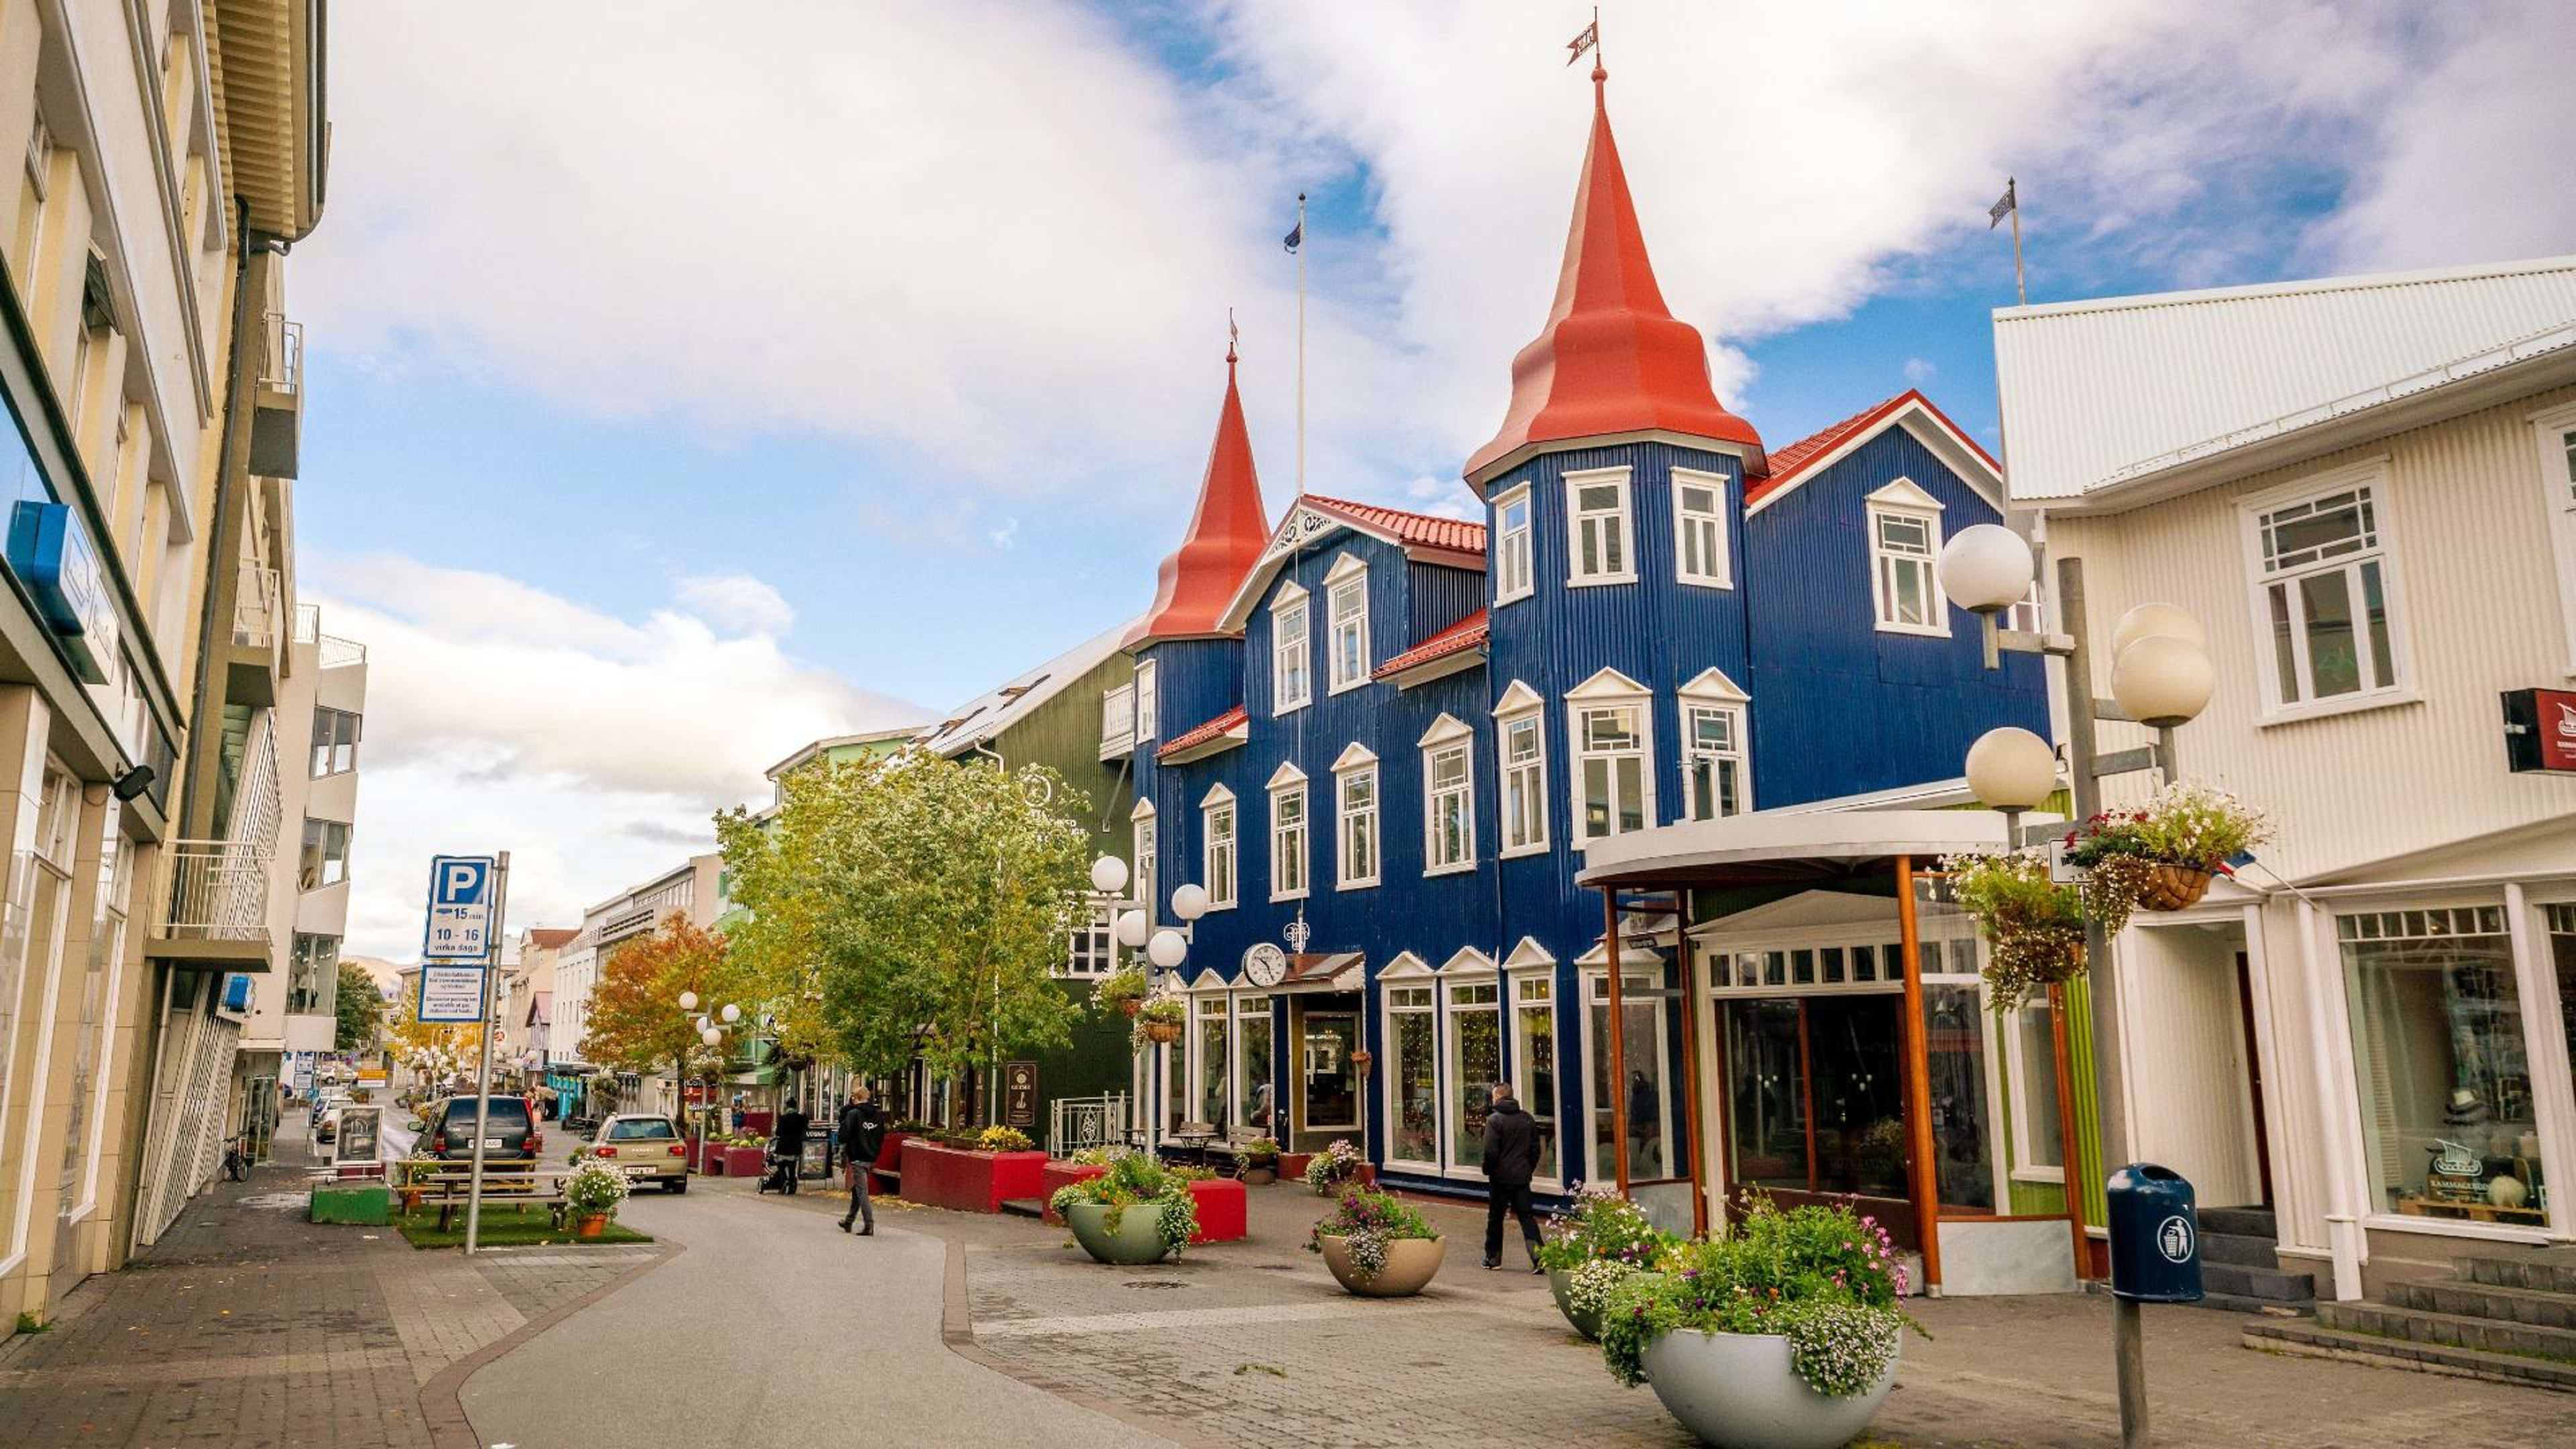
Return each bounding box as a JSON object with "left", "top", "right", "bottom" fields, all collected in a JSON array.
[{"left": 442, "top": 861, "right": 484, "bottom": 904}]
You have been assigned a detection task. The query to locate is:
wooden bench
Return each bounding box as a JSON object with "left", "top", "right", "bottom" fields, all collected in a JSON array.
[
  {"left": 1199, "top": 1130, "right": 1281, "bottom": 1181},
  {"left": 396, "top": 1163, "right": 568, "bottom": 1232}
]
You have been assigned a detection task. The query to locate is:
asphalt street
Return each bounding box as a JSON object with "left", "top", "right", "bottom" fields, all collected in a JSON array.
[{"left": 459, "top": 1177, "right": 1148, "bottom": 1448}]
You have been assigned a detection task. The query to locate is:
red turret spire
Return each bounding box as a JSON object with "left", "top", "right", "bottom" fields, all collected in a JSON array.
[
  {"left": 1464, "top": 64, "right": 1766, "bottom": 488},
  {"left": 1125, "top": 337, "right": 1272, "bottom": 647}
]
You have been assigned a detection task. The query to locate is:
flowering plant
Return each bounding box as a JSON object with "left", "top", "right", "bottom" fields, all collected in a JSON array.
[
  {"left": 1066, "top": 1145, "right": 1132, "bottom": 1167},
  {"left": 1534, "top": 1183, "right": 1671, "bottom": 1271},
  {"left": 564, "top": 1157, "right": 632, "bottom": 1218},
  {"left": 1091, "top": 965, "right": 1148, "bottom": 1016},
  {"left": 2064, "top": 781, "right": 2271, "bottom": 872},
  {"left": 1302, "top": 1138, "right": 1364, "bottom": 1194},
  {"left": 1305, "top": 1186, "right": 1437, "bottom": 1281},
  {"left": 1050, "top": 1151, "right": 1201, "bottom": 1252},
  {"left": 975, "top": 1124, "right": 1035, "bottom": 1154},
  {"left": 1937, "top": 849, "right": 2088, "bottom": 1012},
  {"left": 1130, "top": 998, "right": 1187, "bottom": 1047},
  {"left": 1597, "top": 1198, "right": 1920, "bottom": 1397},
  {"left": 1564, "top": 1256, "right": 1643, "bottom": 1318}
]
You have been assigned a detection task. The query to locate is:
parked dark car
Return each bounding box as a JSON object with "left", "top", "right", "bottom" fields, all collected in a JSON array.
[{"left": 413, "top": 1095, "right": 541, "bottom": 1165}]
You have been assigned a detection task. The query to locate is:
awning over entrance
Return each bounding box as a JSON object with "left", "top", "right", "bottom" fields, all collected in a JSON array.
[
  {"left": 1574, "top": 808, "right": 2026, "bottom": 890},
  {"left": 1270, "top": 952, "right": 1364, "bottom": 992}
]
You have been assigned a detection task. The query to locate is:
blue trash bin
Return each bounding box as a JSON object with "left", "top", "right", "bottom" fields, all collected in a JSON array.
[{"left": 2106, "top": 1162, "right": 2202, "bottom": 1303}]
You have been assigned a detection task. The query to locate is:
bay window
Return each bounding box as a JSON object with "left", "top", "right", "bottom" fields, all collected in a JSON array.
[
  {"left": 1501, "top": 712, "right": 1547, "bottom": 855},
  {"left": 2242, "top": 467, "right": 2407, "bottom": 712}
]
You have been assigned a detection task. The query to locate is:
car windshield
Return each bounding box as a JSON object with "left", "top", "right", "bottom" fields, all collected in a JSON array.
[
  {"left": 442, "top": 1100, "right": 531, "bottom": 1131},
  {"left": 606, "top": 1119, "right": 676, "bottom": 1141}
]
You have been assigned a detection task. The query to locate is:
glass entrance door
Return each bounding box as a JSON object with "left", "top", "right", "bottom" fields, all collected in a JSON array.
[{"left": 1295, "top": 1004, "right": 1360, "bottom": 1152}]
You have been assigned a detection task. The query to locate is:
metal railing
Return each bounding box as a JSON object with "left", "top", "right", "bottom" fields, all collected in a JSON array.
[
  {"left": 1048, "top": 1091, "right": 1129, "bottom": 1159},
  {"left": 233, "top": 564, "right": 283, "bottom": 649},
  {"left": 162, "top": 840, "right": 271, "bottom": 940},
  {"left": 293, "top": 602, "right": 369, "bottom": 667},
  {"left": 261, "top": 312, "right": 303, "bottom": 394}
]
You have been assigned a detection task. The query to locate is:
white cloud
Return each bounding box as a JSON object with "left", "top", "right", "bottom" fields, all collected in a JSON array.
[
  {"left": 1903, "top": 358, "right": 1937, "bottom": 386},
  {"left": 307, "top": 557, "right": 925, "bottom": 957},
  {"left": 988, "top": 517, "right": 1020, "bottom": 551}
]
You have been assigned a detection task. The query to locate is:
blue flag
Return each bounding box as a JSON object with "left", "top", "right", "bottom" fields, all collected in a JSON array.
[{"left": 1283, "top": 219, "right": 1302, "bottom": 254}]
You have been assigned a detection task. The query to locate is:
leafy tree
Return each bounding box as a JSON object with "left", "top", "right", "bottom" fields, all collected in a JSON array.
[
  {"left": 384, "top": 991, "right": 483, "bottom": 1096},
  {"left": 717, "top": 747, "right": 1091, "bottom": 1120},
  {"left": 578, "top": 916, "right": 739, "bottom": 1094},
  {"left": 332, "top": 967, "right": 386, "bottom": 1053}
]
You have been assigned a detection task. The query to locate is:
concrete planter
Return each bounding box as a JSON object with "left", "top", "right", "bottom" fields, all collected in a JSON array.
[
  {"left": 1547, "top": 1267, "right": 1603, "bottom": 1340},
  {"left": 1038, "top": 1162, "right": 1109, "bottom": 1225},
  {"left": 720, "top": 1146, "right": 766, "bottom": 1178},
  {"left": 1637, "top": 1328, "right": 1898, "bottom": 1449},
  {"left": 1065, "top": 1201, "right": 1175, "bottom": 1265},
  {"left": 1317, "top": 1233, "right": 1444, "bottom": 1297}
]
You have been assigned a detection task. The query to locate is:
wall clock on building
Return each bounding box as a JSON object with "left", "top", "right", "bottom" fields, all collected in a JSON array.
[{"left": 1242, "top": 943, "right": 1288, "bottom": 987}]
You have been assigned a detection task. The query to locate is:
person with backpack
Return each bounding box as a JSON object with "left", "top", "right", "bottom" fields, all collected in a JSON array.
[
  {"left": 1480, "top": 1082, "right": 1545, "bottom": 1272},
  {"left": 836, "top": 1087, "right": 885, "bottom": 1236}
]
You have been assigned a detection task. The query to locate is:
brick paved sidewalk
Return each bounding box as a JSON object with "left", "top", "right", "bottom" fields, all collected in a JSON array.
[
  {"left": 881, "top": 1179, "right": 2576, "bottom": 1449},
  {"left": 0, "top": 1128, "right": 661, "bottom": 1449}
]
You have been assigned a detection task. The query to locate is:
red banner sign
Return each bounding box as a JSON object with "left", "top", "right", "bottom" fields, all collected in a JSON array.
[{"left": 2504, "top": 688, "right": 2576, "bottom": 773}]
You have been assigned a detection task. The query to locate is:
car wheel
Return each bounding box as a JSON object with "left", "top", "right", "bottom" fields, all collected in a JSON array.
[{"left": 668, "top": 1179, "right": 687, "bottom": 1194}]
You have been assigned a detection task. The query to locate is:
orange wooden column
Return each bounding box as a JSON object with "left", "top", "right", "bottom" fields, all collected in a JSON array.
[
  {"left": 1603, "top": 889, "right": 1631, "bottom": 1196},
  {"left": 1894, "top": 855, "right": 1943, "bottom": 1293}
]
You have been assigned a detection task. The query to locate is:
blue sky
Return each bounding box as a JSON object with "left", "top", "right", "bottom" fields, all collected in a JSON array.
[{"left": 294, "top": 1, "right": 2573, "bottom": 957}]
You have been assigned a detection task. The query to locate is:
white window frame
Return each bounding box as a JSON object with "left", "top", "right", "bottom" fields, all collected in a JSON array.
[
  {"left": 2236, "top": 460, "right": 2416, "bottom": 723},
  {"left": 1866, "top": 478, "right": 1947, "bottom": 637},
  {"left": 1233, "top": 990, "right": 1274, "bottom": 1134},
  {"left": 2004, "top": 998, "right": 2066, "bottom": 1184},
  {"left": 1495, "top": 680, "right": 1549, "bottom": 859},
  {"left": 1677, "top": 667, "right": 1752, "bottom": 822},
  {"left": 1326, "top": 555, "right": 1371, "bottom": 694},
  {"left": 1494, "top": 482, "right": 1535, "bottom": 604},
  {"left": 1379, "top": 953, "right": 1442, "bottom": 1173},
  {"left": 1565, "top": 669, "right": 1654, "bottom": 849},
  {"left": 2530, "top": 402, "right": 2576, "bottom": 676},
  {"left": 1332, "top": 743, "right": 1379, "bottom": 891},
  {"left": 1505, "top": 963, "right": 1564, "bottom": 1192},
  {"left": 1132, "top": 659, "right": 1157, "bottom": 743},
  {"left": 1130, "top": 799, "right": 1158, "bottom": 926},
  {"left": 1271, "top": 581, "right": 1312, "bottom": 714},
  {"left": 1671, "top": 468, "right": 1732, "bottom": 588},
  {"left": 1200, "top": 785, "right": 1237, "bottom": 910},
  {"left": 1267, "top": 764, "right": 1309, "bottom": 902},
  {"left": 1419, "top": 714, "right": 1476, "bottom": 876},
  {"left": 1564, "top": 466, "right": 1638, "bottom": 587},
  {"left": 1438, "top": 951, "right": 1504, "bottom": 1181}
]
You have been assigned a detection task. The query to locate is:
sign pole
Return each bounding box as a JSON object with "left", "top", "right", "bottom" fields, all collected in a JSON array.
[{"left": 463, "top": 851, "right": 513, "bottom": 1256}]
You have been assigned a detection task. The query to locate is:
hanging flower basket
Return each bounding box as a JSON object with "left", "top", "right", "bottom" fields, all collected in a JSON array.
[
  {"left": 1142, "top": 1020, "right": 1183, "bottom": 1044},
  {"left": 1132, "top": 998, "right": 1187, "bottom": 1048},
  {"left": 1119, "top": 999, "right": 1141, "bottom": 1018},
  {"left": 2135, "top": 863, "right": 2214, "bottom": 911},
  {"left": 1936, "top": 850, "right": 2088, "bottom": 1013},
  {"left": 2063, "top": 782, "right": 2273, "bottom": 918}
]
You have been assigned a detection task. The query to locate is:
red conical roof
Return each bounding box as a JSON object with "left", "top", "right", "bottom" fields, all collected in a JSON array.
[
  {"left": 1464, "top": 67, "right": 1766, "bottom": 488},
  {"left": 1125, "top": 345, "right": 1272, "bottom": 647}
]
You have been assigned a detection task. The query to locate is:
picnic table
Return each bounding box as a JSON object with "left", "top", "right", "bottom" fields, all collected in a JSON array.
[{"left": 395, "top": 1160, "right": 570, "bottom": 1232}]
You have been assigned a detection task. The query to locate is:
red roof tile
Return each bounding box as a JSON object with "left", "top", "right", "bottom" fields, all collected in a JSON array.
[
  {"left": 1373, "top": 609, "right": 1489, "bottom": 680},
  {"left": 1744, "top": 389, "right": 2000, "bottom": 507},
  {"left": 1465, "top": 68, "right": 1764, "bottom": 486},
  {"left": 1126, "top": 349, "right": 1271, "bottom": 648},
  {"left": 1156, "top": 704, "right": 1248, "bottom": 760},
  {"left": 1301, "top": 494, "right": 1488, "bottom": 557}
]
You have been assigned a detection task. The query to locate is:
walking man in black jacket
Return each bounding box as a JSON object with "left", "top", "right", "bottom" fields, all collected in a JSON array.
[
  {"left": 836, "top": 1088, "right": 885, "bottom": 1236},
  {"left": 1481, "top": 1083, "right": 1545, "bottom": 1272}
]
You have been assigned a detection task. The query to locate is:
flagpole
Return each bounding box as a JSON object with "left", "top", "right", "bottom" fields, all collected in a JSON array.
[
  {"left": 1296, "top": 191, "right": 1307, "bottom": 496},
  {"left": 2008, "top": 176, "right": 2027, "bottom": 306}
]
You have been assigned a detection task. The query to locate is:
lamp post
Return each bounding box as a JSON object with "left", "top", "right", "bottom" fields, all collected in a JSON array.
[{"left": 1942, "top": 526, "right": 2216, "bottom": 1449}]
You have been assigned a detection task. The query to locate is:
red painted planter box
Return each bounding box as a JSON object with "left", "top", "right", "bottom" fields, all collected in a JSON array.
[
  {"left": 900, "top": 1140, "right": 1047, "bottom": 1214},
  {"left": 867, "top": 1130, "right": 916, "bottom": 1193},
  {"left": 1185, "top": 1178, "right": 1247, "bottom": 1244},
  {"left": 1038, "top": 1162, "right": 1108, "bottom": 1225},
  {"left": 722, "top": 1145, "right": 765, "bottom": 1177},
  {"left": 743, "top": 1110, "right": 775, "bottom": 1135}
]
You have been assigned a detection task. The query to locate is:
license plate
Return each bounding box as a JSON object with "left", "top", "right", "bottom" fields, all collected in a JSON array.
[
  {"left": 621, "top": 1165, "right": 649, "bottom": 1177},
  {"left": 483, "top": 1138, "right": 504, "bottom": 1149}
]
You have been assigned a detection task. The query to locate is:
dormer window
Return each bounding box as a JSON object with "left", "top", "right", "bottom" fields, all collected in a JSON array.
[
  {"left": 1271, "top": 582, "right": 1311, "bottom": 714},
  {"left": 1495, "top": 484, "right": 1534, "bottom": 604},
  {"left": 1866, "top": 479, "right": 1947, "bottom": 636},
  {"left": 1326, "top": 555, "right": 1370, "bottom": 692},
  {"left": 1565, "top": 467, "right": 1636, "bottom": 586}
]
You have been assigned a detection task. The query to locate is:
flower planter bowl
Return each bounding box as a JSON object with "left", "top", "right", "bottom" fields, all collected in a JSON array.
[
  {"left": 1065, "top": 1201, "right": 1175, "bottom": 1265},
  {"left": 1316, "top": 1233, "right": 1444, "bottom": 1297},
  {"left": 1140, "top": 1020, "right": 1183, "bottom": 1045},
  {"left": 1547, "top": 1267, "right": 1603, "bottom": 1340},
  {"left": 2137, "top": 863, "right": 2215, "bottom": 911},
  {"left": 1038, "top": 1162, "right": 1109, "bottom": 1225},
  {"left": 1241, "top": 1163, "right": 1277, "bottom": 1187},
  {"left": 576, "top": 1213, "right": 609, "bottom": 1239},
  {"left": 1638, "top": 1328, "right": 1898, "bottom": 1449}
]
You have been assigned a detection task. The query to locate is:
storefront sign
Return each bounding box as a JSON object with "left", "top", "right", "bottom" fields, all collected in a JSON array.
[
  {"left": 4, "top": 500, "right": 117, "bottom": 685},
  {"left": 2502, "top": 688, "right": 2576, "bottom": 773},
  {"left": 1005, "top": 1061, "right": 1038, "bottom": 1127}
]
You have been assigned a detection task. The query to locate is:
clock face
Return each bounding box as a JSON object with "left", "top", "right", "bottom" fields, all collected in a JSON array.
[{"left": 1243, "top": 943, "right": 1288, "bottom": 987}]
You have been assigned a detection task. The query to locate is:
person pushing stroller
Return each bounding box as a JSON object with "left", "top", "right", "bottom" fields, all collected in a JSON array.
[{"left": 759, "top": 1099, "right": 809, "bottom": 1195}]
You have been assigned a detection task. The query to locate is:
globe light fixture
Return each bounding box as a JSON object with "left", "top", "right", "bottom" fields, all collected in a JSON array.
[
  {"left": 678, "top": 990, "right": 699, "bottom": 1012},
  {"left": 1146, "top": 928, "right": 1188, "bottom": 971},
  {"left": 720, "top": 1002, "right": 742, "bottom": 1024},
  {"left": 1964, "top": 726, "right": 2058, "bottom": 844},
  {"left": 2111, "top": 633, "right": 2215, "bottom": 729},
  {"left": 1937, "top": 524, "right": 2037, "bottom": 613},
  {"left": 1089, "top": 855, "right": 1130, "bottom": 896},
  {"left": 701, "top": 1026, "right": 722, "bottom": 1046},
  {"left": 2109, "top": 601, "right": 2207, "bottom": 659},
  {"left": 1170, "top": 883, "right": 1210, "bottom": 923},
  {"left": 696, "top": 1016, "right": 712, "bottom": 1036},
  {"left": 1114, "top": 910, "right": 1152, "bottom": 949}
]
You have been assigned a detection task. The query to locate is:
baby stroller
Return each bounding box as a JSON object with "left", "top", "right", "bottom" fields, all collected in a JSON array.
[{"left": 757, "top": 1134, "right": 801, "bottom": 1195}]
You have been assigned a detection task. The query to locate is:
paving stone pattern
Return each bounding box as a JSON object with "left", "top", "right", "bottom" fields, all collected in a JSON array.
[{"left": 0, "top": 1130, "right": 650, "bottom": 1449}]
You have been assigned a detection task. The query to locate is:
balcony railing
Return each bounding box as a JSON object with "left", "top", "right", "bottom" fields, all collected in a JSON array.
[
  {"left": 261, "top": 312, "right": 303, "bottom": 395},
  {"left": 1099, "top": 684, "right": 1135, "bottom": 760},
  {"left": 294, "top": 602, "right": 368, "bottom": 667},
  {"left": 233, "top": 564, "right": 283, "bottom": 650},
  {"left": 162, "top": 840, "right": 271, "bottom": 941}
]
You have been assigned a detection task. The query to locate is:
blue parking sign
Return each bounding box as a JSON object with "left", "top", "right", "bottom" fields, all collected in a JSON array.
[{"left": 423, "top": 855, "right": 497, "bottom": 960}]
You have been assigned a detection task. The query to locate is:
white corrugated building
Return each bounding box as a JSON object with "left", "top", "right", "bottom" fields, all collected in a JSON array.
[{"left": 1993, "top": 257, "right": 2576, "bottom": 1341}]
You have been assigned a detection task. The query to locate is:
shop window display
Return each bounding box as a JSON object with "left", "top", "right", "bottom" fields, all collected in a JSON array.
[
  {"left": 1514, "top": 978, "right": 1560, "bottom": 1183},
  {"left": 1448, "top": 981, "right": 1501, "bottom": 1173},
  {"left": 1387, "top": 987, "right": 1437, "bottom": 1165},
  {"left": 2343, "top": 907, "right": 2542, "bottom": 1223}
]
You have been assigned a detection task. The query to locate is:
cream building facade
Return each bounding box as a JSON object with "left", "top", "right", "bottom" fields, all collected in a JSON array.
[
  {"left": 0, "top": 0, "right": 326, "bottom": 1326},
  {"left": 1997, "top": 257, "right": 2576, "bottom": 1300},
  {"left": 553, "top": 854, "right": 722, "bottom": 1117}
]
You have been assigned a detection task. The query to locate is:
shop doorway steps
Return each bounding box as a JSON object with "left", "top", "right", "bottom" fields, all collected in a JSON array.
[
  {"left": 2243, "top": 1249, "right": 2576, "bottom": 1391},
  {"left": 2192, "top": 1208, "right": 2314, "bottom": 1316}
]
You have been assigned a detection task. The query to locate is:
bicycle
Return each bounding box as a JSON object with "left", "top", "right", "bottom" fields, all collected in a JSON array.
[{"left": 221, "top": 1134, "right": 250, "bottom": 1182}]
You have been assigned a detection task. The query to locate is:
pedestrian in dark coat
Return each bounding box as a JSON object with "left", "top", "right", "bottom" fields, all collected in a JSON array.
[
  {"left": 1481, "top": 1084, "right": 1545, "bottom": 1272},
  {"left": 836, "top": 1089, "right": 884, "bottom": 1235}
]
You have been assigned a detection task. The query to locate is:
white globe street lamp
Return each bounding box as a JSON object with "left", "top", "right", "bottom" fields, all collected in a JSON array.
[
  {"left": 720, "top": 1002, "right": 742, "bottom": 1024},
  {"left": 1146, "top": 928, "right": 1187, "bottom": 971},
  {"left": 2108, "top": 602, "right": 2207, "bottom": 659},
  {"left": 1114, "top": 910, "right": 1151, "bottom": 949},
  {"left": 1938, "top": 524, "right": 2036, "bottom": 612},
  {"left": 702, "top": 1026, "right": 721, "bottom": 1046},
  {"left": 1089, "top": 855, "right": 1130, "bottom": 896},
  {"left": 1169, "top": 883, "right": 1209, "bottom": 923},
  {"left": 678, "top": 990, "right": 699, "bottom": 1013},
  {"left": 1965, "top": 726, "right": 2058, "bottom": 845},
  {"left": 2111, "top": 633, "right": 2214, "bottom": 729}
]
